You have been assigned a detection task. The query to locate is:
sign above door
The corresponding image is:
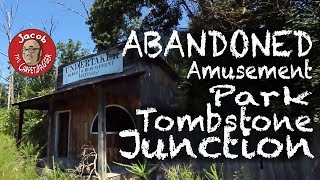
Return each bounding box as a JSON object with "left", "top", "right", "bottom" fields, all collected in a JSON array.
[{"left": 62, "top": 50, "right": 123, "bottom": 85}]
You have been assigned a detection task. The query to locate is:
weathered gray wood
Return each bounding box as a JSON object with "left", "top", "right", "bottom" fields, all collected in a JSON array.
[
  {"left": 97, "top": 86, "right": 107, "bottom": 178},
  {"left": 139, "top": 61, "right": 183, "bottom": 109},
  {"left": 220, "top": 125, "right": 320, "bottom": 180},
  {"left": 16, "top": 108, "right": 24, "bottom": 147},
  {"left": 47, "top": 101, "right": 56, "bottom": 167}
]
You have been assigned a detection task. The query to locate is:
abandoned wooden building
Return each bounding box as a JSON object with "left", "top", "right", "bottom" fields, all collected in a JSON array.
[{"left": 13, "top": 45, "right": 182, "bottom": 175}]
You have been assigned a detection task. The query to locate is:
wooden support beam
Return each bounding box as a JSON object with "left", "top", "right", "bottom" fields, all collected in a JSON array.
[
  {"left": 16, "top": 108, "right": 24, "bottom": 147},
  {"left": 47, "top": 100, "right": 56, "bottom": 167},
  {"left": 97, "top": 86, "right": 107, "bottom": 179}
]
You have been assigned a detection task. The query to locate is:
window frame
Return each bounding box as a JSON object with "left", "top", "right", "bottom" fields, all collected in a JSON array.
[
  {"left": 90, "top": 104, "right": 136, "bottom": 134},
  {"left": 55, "top": 110, "right": 71, "bottom": 158}
]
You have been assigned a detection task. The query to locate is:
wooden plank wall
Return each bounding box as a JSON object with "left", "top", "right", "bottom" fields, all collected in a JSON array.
[
  {"left": 139, "top": 61, "right": 182, "bottom": 109},
  {"left": 221, "top": 124, "right": 320, "bottom": 180},
  {"left": 54, "top": 88, "right": 140, "bottom": 163}
]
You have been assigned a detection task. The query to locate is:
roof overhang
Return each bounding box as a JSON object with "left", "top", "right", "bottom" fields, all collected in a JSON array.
[{"left": 13, "top": 69, "right": 145, "bottom": 110}]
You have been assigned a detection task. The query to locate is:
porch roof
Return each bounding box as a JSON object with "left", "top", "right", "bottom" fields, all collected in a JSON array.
[{"left": 12, "top": 66, "right": 145, "bottom": 110}]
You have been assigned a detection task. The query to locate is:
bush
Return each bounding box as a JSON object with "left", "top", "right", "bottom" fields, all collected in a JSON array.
[
  {"left": 0, "top": 133, "right": 40, "bottom": 179},
  {"left": 0, "top": 107, "right": 48, "bottom": 156},
  {"left": 116, "top": 159, "right": 159, "bottom": 180},
  {"left": 0, "top": 107, "right": 18, "bottom": 136},
  {"left": 204, "top": 163, "right": 223, "bottom": 180},
  {"left": 19, "top": 141, "right": 40, "bottom": 159},
  {"left": 163, "top": 163, "right": 202, "bottom": 180}
]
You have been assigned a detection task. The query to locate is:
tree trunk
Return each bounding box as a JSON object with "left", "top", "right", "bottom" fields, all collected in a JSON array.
[{"left": 7, "top": 65, "right": 14, "bottom": 109}]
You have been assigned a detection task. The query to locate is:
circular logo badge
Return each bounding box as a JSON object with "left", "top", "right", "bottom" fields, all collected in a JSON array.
[{"left": 8, "top": 29, "right": 56, "bottom": 77}]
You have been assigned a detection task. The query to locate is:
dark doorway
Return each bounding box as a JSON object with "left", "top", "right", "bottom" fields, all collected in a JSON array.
[{"left": 57, "top": 111, "right": 70, "bottom": 157}]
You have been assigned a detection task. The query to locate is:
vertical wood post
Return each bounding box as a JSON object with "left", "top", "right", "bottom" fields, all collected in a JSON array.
[
  {"left": 47, "top": 101, "right": 56, "bottom": 167},
  {"left": 16, "top": 107, "right": 24, "bottom": 147},
  {"left": 97, "top": 86, "right": 107, "bottom": 179}
]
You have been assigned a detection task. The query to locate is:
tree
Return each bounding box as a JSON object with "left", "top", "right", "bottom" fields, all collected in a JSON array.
[
  {"left": 56, "top": 39, "right": 89, "bottom": 65},
  {"left": 0, "top": 83, "right": 7, "bottom": 108},
  {"left": 86, "top": 0, "right": 320, "bottom": 118},
  {"left": 0, "top": 0, "right": 21, "bottom": 108},
  {"left": 86, "top": 0, "right": 198, "bottom": 51}
]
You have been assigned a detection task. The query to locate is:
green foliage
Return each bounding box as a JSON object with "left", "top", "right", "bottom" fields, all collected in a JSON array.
[
  {"left": 0, "top": 107, "right": 18, "bottom": 136},
  {"left": 43, "top": 157, "right": 76, "bottom": 180},
  {"left": 0, "top": 133, "right": 40, "bottom": 180},
  {"left": 81, "top": 1, "right": 320, "bottom": 122},
  {"left": 87, "top": 0, "right": 142, "bottom": 50},
  {"left": 87, "top": 0, "right": 320, "bottom": 113},
  {"left": 19, "top": 141, "right": 40, "bottom": 159},
  {"left": 0, "top": 107, "right": 48, "bottom": 155},
  {"left": 56, "top": 39, "right": 90, "bottom": 65},
  {"left": 163, "top": 163, "right": 202, "bottom": 180},
  {"left": 22, "top": 109, "right": 48, "bottom": 147},
  {"left": 14, "top": 69, "right": 55, "bottom": 102},
  {"left": 0, "top": 134, "right": 81, "bottom": 180},
  {"left": 233, "top": 165, "right": 250, "bottom": 180},
  {"left": 115, "top": 159, "right": 159, "bottom": 180},
  {"left": 115, "top": 161, "right": 251, "bottom": 180},
  {"left": 0, "top": 83, "right": 7, "bottom": 108},
  {"left": 87, "top": 0, "right": 183, "bottom": 50},
  {"left": 204, "top": 164, "right": 223, "bottom": 180},
  {"left": 166, "top": 0, "right": 320, "bottom": 119}
]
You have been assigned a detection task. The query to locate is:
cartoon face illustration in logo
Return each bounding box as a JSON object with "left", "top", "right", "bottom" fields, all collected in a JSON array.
[
  {"left": 21, "top": 39, "right": 42, "bottom": 66},
  {"left": 9, "top": 29, "right": 56, "bottom": 77}
]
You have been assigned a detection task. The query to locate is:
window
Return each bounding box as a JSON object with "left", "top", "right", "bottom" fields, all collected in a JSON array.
[{"left": 91, "top": 105, "right": 135, "bottom": 134}]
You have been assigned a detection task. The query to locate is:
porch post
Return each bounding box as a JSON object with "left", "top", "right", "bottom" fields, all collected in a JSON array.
[
  {"left": 16, "top": 107, "right": 24, "bottom": 147},
  {"left": 47, "top": 100, "right": 56, "bottom": 166},
  {"left": 97, "top": 86, "right": 107, "bottom": 179}
]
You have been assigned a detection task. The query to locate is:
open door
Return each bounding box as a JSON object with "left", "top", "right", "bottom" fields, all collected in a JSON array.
[{"left": 56, "top": 111, "right": 70, "bottom": 157}]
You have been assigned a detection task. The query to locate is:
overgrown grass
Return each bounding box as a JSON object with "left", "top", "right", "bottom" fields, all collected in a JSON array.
[
  {"left": 0, "top": 107, "right": 48, "bottom": 154},
  {"left": 0, "top": 133, "right": 75, "bottom": 180},
  {"left": 44, "top": 157, "right": 79, "bottom": 180},
  {"left": 0, "top": 133, "right": 40, "bottom": 179}
]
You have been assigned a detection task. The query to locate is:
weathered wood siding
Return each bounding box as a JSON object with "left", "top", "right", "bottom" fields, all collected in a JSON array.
[
  {"left": 54, "top": 89, "right": 140, "bottom": 163},
  {"left": 139, "top": 60, "right": 182, "bottom": 109},
  {"left": 51, "top": 48, "right": 182, "bottom": 163},
  {"left": 221, "top": 124, "right": 320, "bottom": 180}
]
